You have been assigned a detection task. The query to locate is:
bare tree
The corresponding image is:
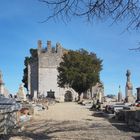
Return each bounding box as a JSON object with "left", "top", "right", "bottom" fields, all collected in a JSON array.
[
  {"left": 39, "top": 0, "right": 140, "bottom": 30},
  {"left": 129, "top": 43, "right": 140, "bottom": 51}
]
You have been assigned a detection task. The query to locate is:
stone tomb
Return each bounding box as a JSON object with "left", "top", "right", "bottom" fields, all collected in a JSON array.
[
  {"left": 0, "top": 95, "right": 21, "bottom": 134},
  {"left": 17, "top": 84, "right": 27, "bottom": 101}
]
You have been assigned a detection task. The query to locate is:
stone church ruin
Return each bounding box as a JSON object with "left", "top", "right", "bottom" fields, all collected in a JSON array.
[{"left": 27, "top": 40, "right": 78, "bottom": 102}]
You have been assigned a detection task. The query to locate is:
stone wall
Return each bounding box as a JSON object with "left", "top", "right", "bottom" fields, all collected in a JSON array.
[
  {"left": 38, "top": 68, "right": 59, "bottom": 97},
  {"left": 116, "top": 109, "right": 140, "bottom": 131},
  {"left": 38, "top": 42, "right": 64, "bottom": 99},
  {"left": 39, "top": 53, "right": 61, "bottom": 68}
]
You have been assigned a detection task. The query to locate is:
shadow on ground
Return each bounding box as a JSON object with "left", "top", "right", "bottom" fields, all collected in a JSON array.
[
  {"left": 92, "top": 111, "right": 138, "bottom": 133},
  {"left": 0, "top": 132, "right": 52, "bottom": 140},
  {"left": 1, "top": 113, "right": 140, "bottom": 140},
  {"left": 132, "top": 136, "right": 140, "bottom": 140},
  {"left": 0, "top": 120, "right": 96, "bottom": 140},
  {"left": 0, "top": 119, "right": 124, "bottom": 140},
  {"left": 108, "top": 118, "right": 134, "bottom": 132}
]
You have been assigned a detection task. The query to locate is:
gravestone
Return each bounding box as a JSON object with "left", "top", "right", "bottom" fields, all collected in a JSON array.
[
  {"left": 91, "top": 83, "right": 104, "bottom": 103},
  {"left": 17, "top": 84, "right": 27, "bottom": 101},
  {"left": 47, "top": 89, "right": 55, "bottom": 98}
]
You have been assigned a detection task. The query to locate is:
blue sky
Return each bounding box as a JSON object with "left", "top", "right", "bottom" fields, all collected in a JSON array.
[{"left": 0, "top": 0, "right": 140, "bottom": 97}]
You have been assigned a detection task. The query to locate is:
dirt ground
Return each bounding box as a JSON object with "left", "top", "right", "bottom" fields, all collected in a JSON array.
[{"left": 2, "top": 102, "right": 140, "bottom": 140}]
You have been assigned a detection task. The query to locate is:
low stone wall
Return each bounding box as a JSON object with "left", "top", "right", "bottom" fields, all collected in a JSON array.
[
  {"left": 116, "top": 109, "right": 140, "bottom": 131},
  {"left": 0, "top": 111, "right": 18, "bottom": 134}
]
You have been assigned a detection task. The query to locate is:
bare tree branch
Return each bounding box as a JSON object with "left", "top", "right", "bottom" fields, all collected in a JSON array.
[
  {"left": 129, "top": 47, "right": 140, "bottom": 51},
  {"left": 129, "top": 42, "right": 140, "bottom": 51},
  {"left": 39, "top": 0, "right": 140, "bottom": 29}
]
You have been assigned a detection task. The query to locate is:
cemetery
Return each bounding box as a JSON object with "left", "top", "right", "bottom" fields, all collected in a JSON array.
[
  {"left": 1, "top": 0, "right": 140, "bottom": 139},
  {"left": 0, "top": 41, "right": 140, "bottom": 139}
]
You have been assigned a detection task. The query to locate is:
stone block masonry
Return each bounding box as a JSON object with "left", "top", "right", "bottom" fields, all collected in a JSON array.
[
  {"left": 28, "top": 40, "right": 77, "bottom": 102},
  {"left": 0, "top": 111, "right": 17, "bottom": 134},
  {"left": 0, "top": 97, "right": 21, "bottom": 134},
  {"left": 116, "top": 109, "right": 140, "bottom": 132}
]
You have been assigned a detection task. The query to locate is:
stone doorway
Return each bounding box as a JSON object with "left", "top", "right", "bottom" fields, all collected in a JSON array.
[{"left": 64, "top": 91, "right": 73, "bottom": 102}]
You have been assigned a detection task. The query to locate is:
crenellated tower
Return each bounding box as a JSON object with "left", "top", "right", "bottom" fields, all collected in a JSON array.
[
  {"left": 37, "top": 40, "right": 42, "bottom": 55},
  {"left": 27, "top": 40, "right": 77, "bottom": 101}
]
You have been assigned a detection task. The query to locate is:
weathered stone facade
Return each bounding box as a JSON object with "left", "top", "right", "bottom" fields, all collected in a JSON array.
[
  {"left": 90, "top": 83, "right": 104, "bottom": 102},
  {"left": 0, "top": 95, "right": 21, "bottom": 134},
  {"left": 28, "top": 40, "right": 78, "bottom": 101}
]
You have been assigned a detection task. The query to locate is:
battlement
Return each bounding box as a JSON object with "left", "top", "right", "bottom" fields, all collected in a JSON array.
[{"left": 37, "top": 40, "right": 63, "bottom": 55}]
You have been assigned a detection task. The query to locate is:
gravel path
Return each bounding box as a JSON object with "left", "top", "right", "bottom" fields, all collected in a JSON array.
[{"left": 3, "top": 102, "right": 140, "bottom": 140}]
